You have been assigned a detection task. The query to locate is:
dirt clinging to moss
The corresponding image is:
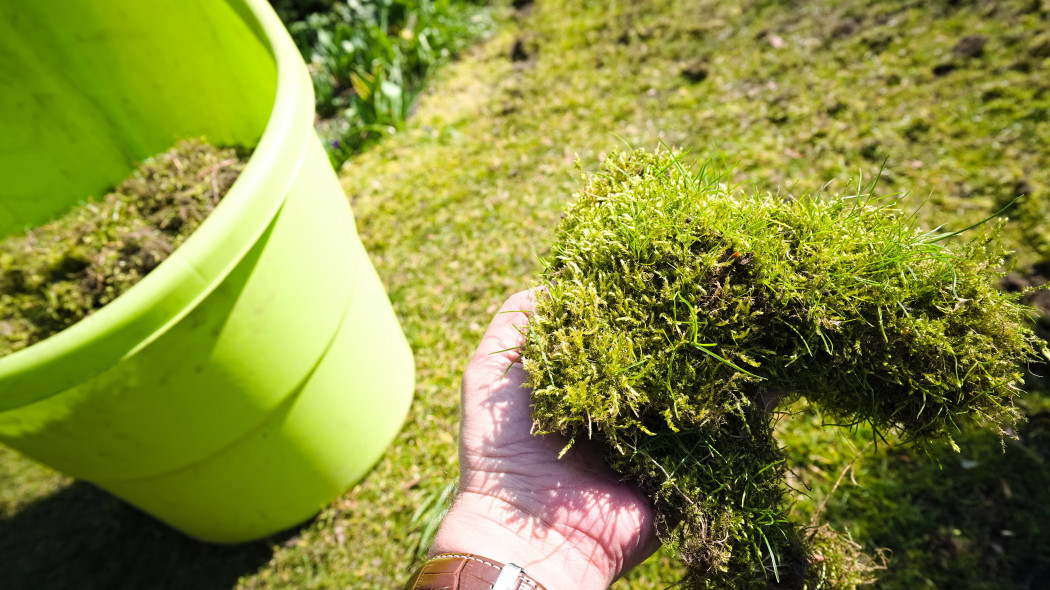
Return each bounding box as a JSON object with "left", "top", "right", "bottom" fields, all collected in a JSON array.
[
  {"left": 522, "top": 149, "right": 1049, "bottom": 589},
  {"left": 0, "top": 139, "right": 249, "bottom": 357}
]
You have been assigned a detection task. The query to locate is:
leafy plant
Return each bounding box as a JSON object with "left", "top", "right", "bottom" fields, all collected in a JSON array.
[
  {"left": 273, "top": 0, "right": 494, "bottom": 167},
  {"left": 522, "top": 148, "right": 1049, "bottom": 589}
]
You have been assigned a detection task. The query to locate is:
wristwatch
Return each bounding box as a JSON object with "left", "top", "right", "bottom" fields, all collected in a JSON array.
[{"left": 405, "top": 553, "right": 548, "bottom": 590}]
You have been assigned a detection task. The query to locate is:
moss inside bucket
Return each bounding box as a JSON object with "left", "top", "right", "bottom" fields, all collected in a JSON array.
[
  {"left": 0, "top": 139, "right": 249, "bottom": 357},
  {"left": 521, "top": 149, "right": 1050, "bottom": 589}
]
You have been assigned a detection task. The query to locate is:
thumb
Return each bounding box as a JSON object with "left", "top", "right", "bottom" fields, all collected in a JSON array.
[
  {"left": 468, "top": 288, "right": 539, "bottom": 372},
  {"left": 460, "top": 289, "right": 540, "bottom": 421}
]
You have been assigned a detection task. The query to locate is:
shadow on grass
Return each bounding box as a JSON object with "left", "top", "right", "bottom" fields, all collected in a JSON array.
[
  {"left": 825, "top": 403, "right": 1050, "bottom": 590},
  {"left": 0, "top": 482, "right": 289, "bottom": 590}
]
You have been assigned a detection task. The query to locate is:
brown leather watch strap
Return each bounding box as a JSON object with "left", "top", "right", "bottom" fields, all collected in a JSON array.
[{"left": 404, "top": 553, "right": 547, "bottom": 590}]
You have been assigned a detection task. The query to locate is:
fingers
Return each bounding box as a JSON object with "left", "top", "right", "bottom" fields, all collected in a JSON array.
[
  {"left": 461, "top": 289, "right": 539, "bottom": 413},
  {"left": 470, "top": 288, "right": 539, "bottom": 366}
]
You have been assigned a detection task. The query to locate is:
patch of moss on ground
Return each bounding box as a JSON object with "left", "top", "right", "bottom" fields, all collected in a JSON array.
[
  {"left": 0, "top": 139, "right": 248, "bottom": 357},
  {"left": 522, "top": 149, "right": 1047, "bottom": 588}
]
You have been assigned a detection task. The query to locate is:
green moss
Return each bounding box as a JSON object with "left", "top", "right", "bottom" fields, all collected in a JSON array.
[
  {"left": 0, "top": 139, "right": 248, "bottom": 357},
  {"left": 522, "top": 148, "right": 1048, "bottom": 588}
]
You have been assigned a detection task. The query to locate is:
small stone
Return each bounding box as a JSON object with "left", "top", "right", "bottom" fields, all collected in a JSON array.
[
  {"left": 932, "top": 62, "right": 957, "bottom": 77},
  {"left": 679, "top": 62, "right": 709, "bottom": 83},
  {"left": 830, "top": 19, "right": 859, "bottom": 39},
  {"left": 510, "top": 38, "right": 530, "bottom": 62},
  {"left": 952, "top": 35, "right": 988, "bottom": 59}
]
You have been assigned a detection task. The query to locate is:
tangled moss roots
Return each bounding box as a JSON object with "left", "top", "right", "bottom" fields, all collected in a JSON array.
[
  {"left": 0, "top": 139, "right": 248, "bottom": 357},
  {"left": 522, "top": 149, "right": 1049, "bottom": 588}
]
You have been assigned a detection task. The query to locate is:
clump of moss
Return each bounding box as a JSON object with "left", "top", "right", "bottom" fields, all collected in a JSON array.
[
  {"left": 0, "top": 139, "right": 249, "bottom": 357},
  {"left": 522, "top": 149, "right": 1049, "bottom": 589}
]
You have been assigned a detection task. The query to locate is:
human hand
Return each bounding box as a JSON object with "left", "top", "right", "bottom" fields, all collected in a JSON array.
[{"left": 429, "top": 289, "right": 661, "bottom": 590}]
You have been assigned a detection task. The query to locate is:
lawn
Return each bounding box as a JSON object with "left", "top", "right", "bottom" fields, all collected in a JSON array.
[{"left": 1, "top": 0, "right": 1048, "bottom": 588}]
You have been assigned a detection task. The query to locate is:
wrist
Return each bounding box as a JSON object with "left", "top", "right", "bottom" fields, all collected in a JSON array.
[{"left": 430, "top": 490, "right": 620, "bottom": 590}]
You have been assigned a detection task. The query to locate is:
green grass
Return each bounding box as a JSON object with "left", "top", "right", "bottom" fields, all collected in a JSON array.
[{"left": 1, "top": 0, "right": 1049, "bottom": 588}]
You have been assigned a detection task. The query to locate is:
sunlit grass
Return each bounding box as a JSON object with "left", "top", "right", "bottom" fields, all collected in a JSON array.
[{"left": 1, "top": 0, "right": 1048, "bottom": 588}]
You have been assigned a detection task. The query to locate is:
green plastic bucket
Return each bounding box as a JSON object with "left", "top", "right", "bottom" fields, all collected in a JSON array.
[{"left": 0, "top": 0, "right": 414, "bottom": 542}]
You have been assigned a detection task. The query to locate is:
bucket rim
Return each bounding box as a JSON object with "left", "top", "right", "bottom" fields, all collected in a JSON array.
[{"left": 0, "top": 0, "right": 315, "bottom": 411}]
